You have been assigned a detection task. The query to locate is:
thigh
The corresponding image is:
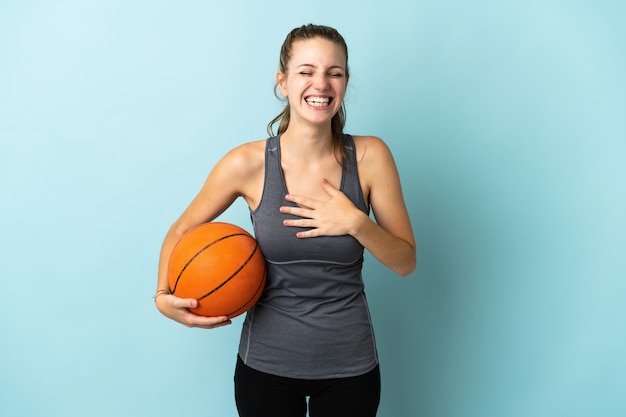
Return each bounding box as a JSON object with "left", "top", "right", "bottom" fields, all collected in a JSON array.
[
  {"left": 308, "top": 365, "right": 381, "bottom": 417},
  {"left": 234, "top": 356, "right": 307, "bottom": 417}
]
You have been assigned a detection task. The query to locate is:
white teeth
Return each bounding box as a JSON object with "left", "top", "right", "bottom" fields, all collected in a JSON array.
[{"left": 305, "top": 97, "right": 330, "bottom": 106}]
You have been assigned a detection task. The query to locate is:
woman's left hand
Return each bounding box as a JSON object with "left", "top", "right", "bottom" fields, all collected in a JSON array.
[{"left": 279, "top": 179, "right": 365, "bottom": 238}]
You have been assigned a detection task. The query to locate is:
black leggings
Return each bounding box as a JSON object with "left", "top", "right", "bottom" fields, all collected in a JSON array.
[{"left": 234, "top": 356, "right": 381, "bottom": 417}]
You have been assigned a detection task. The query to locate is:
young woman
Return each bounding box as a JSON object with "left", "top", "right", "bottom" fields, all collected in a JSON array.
[{"left": 155, "top": 24, "right": 416, "bottom": 417}]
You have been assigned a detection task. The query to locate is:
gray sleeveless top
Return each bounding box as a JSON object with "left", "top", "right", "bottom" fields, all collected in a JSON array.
[{"left": 238, "top": 134, "right": 378, "bottom": 379}]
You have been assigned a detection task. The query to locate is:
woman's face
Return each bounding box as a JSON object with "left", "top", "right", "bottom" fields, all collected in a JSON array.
[{"left": 277, "top": 37, "right": 348, "bottom": 128}]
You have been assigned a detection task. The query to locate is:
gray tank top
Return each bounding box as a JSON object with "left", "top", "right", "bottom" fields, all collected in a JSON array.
[{"left": 238, "top": 134, "right": 378, "bottom": 379}]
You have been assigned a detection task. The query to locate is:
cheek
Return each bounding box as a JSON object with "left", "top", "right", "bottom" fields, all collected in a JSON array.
[
  {"left": 287, "top": 95, "right": 300, "bottom": 107},
  {"left": 281, "top": 78, "right": 302, "bottom": 98},
  {"left": 333, "top": 81, "right": 348, "bottom": 100},
  {"left": 334, "top": 77, "right": 347, "bottom": 91}
]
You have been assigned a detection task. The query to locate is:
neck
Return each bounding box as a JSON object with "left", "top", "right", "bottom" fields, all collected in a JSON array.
[{"left": 280, "top": 122, "right": 334, "bottom": 157}]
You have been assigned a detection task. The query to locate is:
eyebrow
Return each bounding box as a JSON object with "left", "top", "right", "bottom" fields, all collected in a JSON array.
[{"left": 296, "top": 63, "right": 345, "bottom": 71}]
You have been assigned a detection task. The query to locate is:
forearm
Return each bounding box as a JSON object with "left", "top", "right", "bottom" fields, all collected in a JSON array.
[
  {"left": 351, "top": 211, "right": 416, "bottom": 277},
  {"left": 156, "top": 223, "right": 185, "bottom": 294}
]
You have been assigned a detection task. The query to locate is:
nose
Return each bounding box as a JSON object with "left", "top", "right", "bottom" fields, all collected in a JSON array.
[{"left": 312, "top": 73, "right": 330, "bottom": 91}]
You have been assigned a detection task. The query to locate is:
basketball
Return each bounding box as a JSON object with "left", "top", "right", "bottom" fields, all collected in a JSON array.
[{"left": 167, "top": 222, "right": 266, "bottom": 318}]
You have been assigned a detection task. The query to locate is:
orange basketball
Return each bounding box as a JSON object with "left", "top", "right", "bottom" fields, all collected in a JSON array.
[{"left": 168, "top": 222, "right": 266, "bottom": 318}]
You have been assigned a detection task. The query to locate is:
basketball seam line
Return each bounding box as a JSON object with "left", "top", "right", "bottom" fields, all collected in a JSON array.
[
  {"left": 196, "top": 241, "right": 261, "bottom": 302},
  {"left": 223, "top": 267, "right": 267, "bottom": 317},
  {"left": 171, "top": 233, "right": 250, "bottom": 294}
]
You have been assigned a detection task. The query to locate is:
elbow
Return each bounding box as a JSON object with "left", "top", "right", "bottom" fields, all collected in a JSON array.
[
  {"left": 396, "top": 263, "right": 416, "bottom": 277},
  {"left": 168, "top": 219, "right": 197, "bottom": 239},
  {"left": 395, "top": 254, "right": 417, "bottom": 277}
]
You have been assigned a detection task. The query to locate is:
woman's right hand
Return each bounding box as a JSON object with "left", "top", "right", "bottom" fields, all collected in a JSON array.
[{"left": 155, "top": 294, "right": 232, "bottom": 329}]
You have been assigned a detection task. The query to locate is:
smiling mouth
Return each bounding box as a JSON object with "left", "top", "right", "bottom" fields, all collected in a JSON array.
[{"left": 305, "top": 96, "right": 332, "bottom": 107}]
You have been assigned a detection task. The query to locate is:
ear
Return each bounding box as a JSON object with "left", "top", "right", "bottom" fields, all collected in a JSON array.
[{"left": 276, "top": 71, "right": 288, "bottom": 97}]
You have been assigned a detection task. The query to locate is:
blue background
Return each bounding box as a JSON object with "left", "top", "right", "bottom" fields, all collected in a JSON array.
[{"left": 1, "top": 1, "right": 625, "bottom": 416}]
